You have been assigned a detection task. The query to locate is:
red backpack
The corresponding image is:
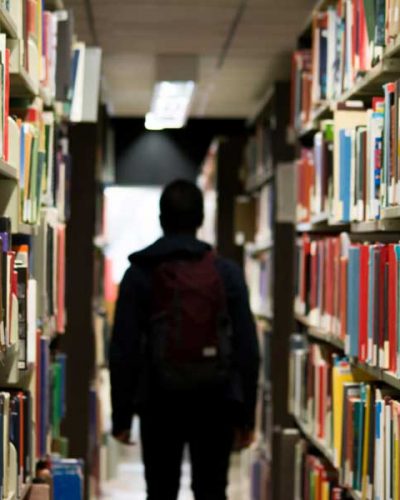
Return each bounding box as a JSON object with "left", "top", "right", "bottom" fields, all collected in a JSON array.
[{"left": 148, "top": 251, "right": 232, "bottom": 393}]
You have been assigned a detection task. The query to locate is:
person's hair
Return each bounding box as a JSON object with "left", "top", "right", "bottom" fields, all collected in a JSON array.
[{"left": 160, "top": 180, "right": 204, "bottom": 234}]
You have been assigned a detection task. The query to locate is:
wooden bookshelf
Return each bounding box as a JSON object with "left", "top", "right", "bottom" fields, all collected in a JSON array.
[
  {"left": 0, "top": 6, "right": 18, "bottom": 39},
  {"left": 245, "top": 240, "right": 274, "bottom": 258},
  {"left": 293, "top": 415, "right": 362, "bottom": 500},
  {"left": 0, "top": 160, "right": 18, "bottom": 180},
  {"left": 381, "top": 206, "right": 400, "bottom": 219},
  {"left": 15, "top": 224, "right": 38, "bottom": 236},
  {"left": 245, "top": 170, "right": 274, "bottom": 193},
  {"left": 293, "top": 415, "right": 335, "bottom": 464},
  {"left": 339, "top": 59, "right": 400, "bottom": 101},
  {"left": 45, "top": 0, "right": 64, "bottom": 9},
  {"left": 351, "top": 218, "right": 400, "bottom": 233},
  {"left": 295, "top": 313, "right": 400, "bottom": 391},
  {"left": 296, "top": 220, "right": 349, "bottom": 233},
  {"left": 10, "top": 66, "right": 38, "bottom": 97}
]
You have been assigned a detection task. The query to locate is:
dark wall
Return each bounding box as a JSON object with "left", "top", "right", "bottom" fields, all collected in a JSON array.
[{"left": 113, "top": 118, "right": 245, "bottom": 186}]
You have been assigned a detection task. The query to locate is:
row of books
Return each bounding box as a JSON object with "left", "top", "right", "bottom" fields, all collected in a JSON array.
[
  {"left": 0, "top": 217, "right": 32, "bottom": 363},
  {"left": 295, "top": 232, "right": 400, "bottom": 374},
  {"left": 255, "top": 184, "right": 274, "bottom": 245},
  {"left": 294, "top": 441, "right": 347, "bottom": 499},
  {"left": 244, "top": 120, "right": 273, "bottom": 187},
  {"left": 254, "top": 322, "right": 272, "bottom": 449},
  {"left": 5, "top": 0, "right": 74, "bottom": 103},
  {"left": 0, "top": 213, "right": 66, "bottom": 361},
  {"left": 291, "top": 1, "right": 397, "bottom": 129},
  {"left": 0, "top": 341, "right": 67, "bottom": 500},
  {"left": 15, "top": 101, "right": 71, "bottom": 225},
  {"left": 290, "top": 340, "right": 400, "bottom": 500},
  {"left": 311, "top": 1, "right": 383, "bottom": 105},
  {"left": 245, "top": 250, "right": 273, "bottom": 319},
  {"left": 296, "top": 94, "right": 400, "bottom": 223}
]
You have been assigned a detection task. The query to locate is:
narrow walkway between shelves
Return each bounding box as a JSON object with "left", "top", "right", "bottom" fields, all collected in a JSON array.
[{"left": 100, "top": 443, "right": 250, "bottom": 500}]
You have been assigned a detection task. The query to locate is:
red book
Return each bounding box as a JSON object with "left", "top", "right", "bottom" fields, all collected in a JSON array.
[
  {"left": 358, "top": 0, "right": 369, "bottom": 70},
  {"left": 388, "top": 244, "right": 397, "bottom": 372},
  {"left": 301, "top": 235, "right": 311, "bottom": 306},
  {"left": 333, "top": 238, "right": 341, "bottom": 326},
  {"left": 379, "top": 246, "right": 389, "bottom": 368},
  {"left": 352, "top": 0, "right": 357, "bottom": 80},
  {"left": 7, "top": 250, "right": 16, "bottom": 344},
  {"left": 310, "top": 241, "right": 318, "bottom": 311},
  {"left": 4, "top": 48, "right": 9, "bottom": 162},
  {"left": 18, "top": 392, "right": 24, "bottom": 474},
  {"left": 326, "top": 239, "right": 335, "bottom": 320},
  {"left": 359, "top": 245, "right": 369, "bottom": 362}
]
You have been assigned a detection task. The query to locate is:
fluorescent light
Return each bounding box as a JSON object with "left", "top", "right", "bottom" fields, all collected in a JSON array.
[{"left": 145, "top": 81, "right": 195, "bottom": 130}]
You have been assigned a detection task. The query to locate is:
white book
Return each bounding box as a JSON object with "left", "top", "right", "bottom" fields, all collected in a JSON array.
[
  {"left": 8, "top": 0, "right": 23, "bottom": 39},
  {"left": 375, "top": 398, "right": 384, "bottom": 500},
  {"left": 326, "top": 8, "right": 337, "bottom": 101},
  {"left": 7, "top": 117, "right": 20, "bottom": 171},
  {"left": 27, "top": 278, "right": 37, "bottom": 365},
  {"left": 42, "top": 112, "right": 55, "bottom": 207},
  {"left": 385, "top": 403, "right": 392, "bottom": 500},
  {"left": 350, "top": 129, "right": 357, "bottom": 221},
  {"left": 0, "top": 33, "right": 6, "bottom": 160},
  {"left": 1, "top": 392, "right": 10, "bottom": 497},
  {"left": 70, "top": 43, "right": 86, "bottom": 122}
]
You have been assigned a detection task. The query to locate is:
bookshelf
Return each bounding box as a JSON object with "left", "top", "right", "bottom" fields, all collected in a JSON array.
[
  {"left": 0, "top": 1, "right": 101, "bottom": 499},
  {"left": 288, "top": 1, "right": 400, "bottom": 498},
  {"left": 239, "top": 81, "right": 296, "bottom": 500},
  {"left": 0, "top": 6, "right": 18, "bottom": 39},
  {"left": 0, "top": 160, "right": 17, "bottom": 180}
]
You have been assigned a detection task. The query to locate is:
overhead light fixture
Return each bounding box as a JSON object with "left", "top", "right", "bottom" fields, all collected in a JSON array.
[
  {"left": 145, "top": 81, "right": 196, "bottom": 130},
  {"left": 145, "top": 55, "right": 198, "bottom": 131}
]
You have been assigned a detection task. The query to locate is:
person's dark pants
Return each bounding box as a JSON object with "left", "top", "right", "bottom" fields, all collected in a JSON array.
[{"left": 140, "top": 397, "right": 235, "bottom": 500}]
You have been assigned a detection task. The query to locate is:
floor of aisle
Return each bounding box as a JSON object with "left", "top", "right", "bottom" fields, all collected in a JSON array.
[{"left": 101, "top": 443, "right": 250, "bottom": 500}]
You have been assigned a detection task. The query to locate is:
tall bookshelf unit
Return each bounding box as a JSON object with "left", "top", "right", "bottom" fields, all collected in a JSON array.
[
  {"left": 237, "top": 81, "right": 297, "bottom": 500},
  {"left": 289, "top": 1, "right": 400, "bottom": 498},
  {"left": 0, "top": 1, "right": 102, "bottom": 498}
]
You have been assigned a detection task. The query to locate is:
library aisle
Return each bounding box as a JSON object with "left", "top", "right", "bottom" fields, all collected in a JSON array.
[{"left": 5, "top": 0, "right": 400, "bottom": 499}]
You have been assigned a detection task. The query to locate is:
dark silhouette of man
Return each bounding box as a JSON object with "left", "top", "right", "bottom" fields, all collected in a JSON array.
[{"left": 109, "top": 180, "right": 259, "bottom": 500}]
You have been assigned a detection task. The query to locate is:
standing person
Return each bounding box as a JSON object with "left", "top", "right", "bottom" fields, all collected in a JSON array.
[{"left": 109, "top": 180, "right": 259, "bottom": 500}]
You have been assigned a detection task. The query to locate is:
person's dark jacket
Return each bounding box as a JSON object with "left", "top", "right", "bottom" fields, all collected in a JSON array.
[{"left": 109, "top": 234, "right": 260, "bottom": 436}]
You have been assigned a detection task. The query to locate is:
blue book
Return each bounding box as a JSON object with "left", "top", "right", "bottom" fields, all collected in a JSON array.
[
  {"left": 347, "top": 246, "right": 360, "bottom": 356},
  {"left": 354, "top": 386, "right": 367, "bottom": 491},
  {"left": 52, "top": 459, "right": 84, "bottom": 500},
  {"left": 339, "top": 128, "right": 352, "bottom": 222}
]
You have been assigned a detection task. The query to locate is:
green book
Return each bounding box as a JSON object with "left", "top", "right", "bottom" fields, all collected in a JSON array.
[
  {"left": 363, "top": 0, "right": 375, "bottom": 44},
  {"left": 353, "top": 397, "right": 365, "bottom": 492},
  {"left": 28, "top": 132, "right": 39, "bottom": 224}
]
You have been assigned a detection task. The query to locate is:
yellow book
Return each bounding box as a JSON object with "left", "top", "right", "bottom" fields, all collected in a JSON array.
[
  {"left": 322, "top": 481, "right": 329, "bottom": 500},
  {"left": 332, "top": 357, "right": 371, "bottom": 468}
]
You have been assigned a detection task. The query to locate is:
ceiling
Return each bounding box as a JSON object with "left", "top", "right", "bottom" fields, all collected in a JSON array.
[{"left": 64, "top": 0, "right": 316, "bottom": 118}]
